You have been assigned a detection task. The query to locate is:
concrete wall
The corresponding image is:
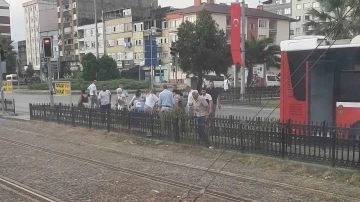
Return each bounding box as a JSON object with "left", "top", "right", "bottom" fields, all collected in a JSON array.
[{"left": 275, "top": 20, "right": 290, "bottom": 44}]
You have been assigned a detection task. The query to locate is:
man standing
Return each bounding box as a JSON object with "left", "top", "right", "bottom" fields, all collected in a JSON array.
[
  {"left": 145, "top": 89, "right": 159, "bottom": 113},
  {"left": 158, "top": 85, "right": 174, "bottom": 112},
  {"left": 87, "top": 80, "right": 98, "bottom": 108},
  {"left": 224, "top": 77, "right": 230, "bottom": 92},
  {"left": 185, "top": 85, "right": 194, "bottom": 115},
  {"left": 98, "top": 85, "right": 112, "bottom": 110},
  {"left": 207, "top": 81, "right": 221, "bottom": 118},
  {"left": 193, "top": 90, "right": 210, "bottom": 148}
]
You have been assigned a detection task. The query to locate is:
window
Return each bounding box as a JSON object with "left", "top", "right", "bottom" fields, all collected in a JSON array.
[
  {"left": 312, "top": 2, "right": 320, "bottom": 8},
  {"left": 73, "top": 2, "right": 77, "bottom": 8},
  {"left": 119, "top": 24, "right": 124, "bottom": 32},
  {"left": 85, "top": 29, "right": 91, "bottom": 37},
  {"left": 303, "top": 3, "right": 309, "bottom": 9},
  {"left": 117, "top": 38, "right": 124, "bottom": 46},
  {"left": 303, "top": 26, "right": 309, "bottom": 32},
  {"left": 64, "top": 27, "right": 71, "bottom": 34},
  {"left": 250, "top": 23, "right": 255, "bottom": 30},
  {"left": 91, "top": 28, "right": 96, "bottom": 36},
  {"left": 295, "top": 27, "right": 300, "bottom": 33},
  {"left": 258, "top": 35, "right": 266, "bottom": 40},
  {"left": 284, "top": 8, "right": 291, "bottom": 14},
  {"left": 296, "top": 16, "right": 301, "bottom": 21},
  {"left": 91, "top": 41, "right": 96, "bottom": 48},
  {"left": 135, "top": 39, "right": 143, "bottom": 46},
  {"left": 57, "top": 7, "right": 60, "bottom": 12},
  {"left": 304, "top": 15, "right": 310, "bottom": 21},
  {"left": 276, "top": 10, "right": 282, "bottom": 14},
  {"left": 73, "top": 14, "right": 77, "bottom": 20},
  {"left": 259, "top": 20, "right": 267, "bottom": 28},
  {"left": 107, "top": 40, "right": 114, "bottom": 47},
  {"left": 162, "top": 21, "right": 168, "bottom": 29},
  {"left": 296, "top": 4, "right": 301, "bottom": 9}
]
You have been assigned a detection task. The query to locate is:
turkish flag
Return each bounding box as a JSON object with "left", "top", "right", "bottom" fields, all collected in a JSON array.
[{"left": 231, "top": 3, "right": 243, "bottom": 66}]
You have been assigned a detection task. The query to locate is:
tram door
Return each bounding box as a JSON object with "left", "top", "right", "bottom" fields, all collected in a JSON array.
[{"left": 307, "top": 61, "right": 335, "bottom": 125}]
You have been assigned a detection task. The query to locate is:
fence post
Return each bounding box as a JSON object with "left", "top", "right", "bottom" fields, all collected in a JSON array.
[
  {"left": 259, "top": 90, "right": 262, "bottom": 106},
  {"left": 281, "top": 126, "right": 285, "bottom": 159},
  {"left": 127, "top": 111, "right": 131, "bottom": 130},
  {"left": 331, "top": 131, "right": 336, "bottom": 167},
  {"left": 240, "top": 122, "right": 244, "bottom": 153},
  {"left": 174, "top": 117, "right": 180, "bottom": 143},
  {"left": 71, "top": 104, "right": 75, "bottom": 127},
  {"left": 56, "top": 105, "right": 60, "bottom": 124},
  {"left": 89, "top": 109, "right": 92, "bottom": 129},
  {"left": 12, "top": 99, "right": 15, "bottom": 114},
  {"left": 107, "top": 110, "right": 111, "bottom": 132},
  {"left": 29, "top": 104, "right": 33, "bottom": 120},
  {"left": 151, "top": 115, "right": 154, "bottom": 137},
  {"left": 43, "top": 104, "right": 47, "bottom": 121}
]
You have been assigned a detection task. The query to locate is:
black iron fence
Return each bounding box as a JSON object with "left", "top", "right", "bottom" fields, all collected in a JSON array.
[
  {"left": 0, "top": 99, "right": 15, "bottom": 113},
  {"left": 29, "top": 103, "right": 360, "bottom": 169},
  {"left": 221, "top": 86, "right": 279, "bottom": 106}
]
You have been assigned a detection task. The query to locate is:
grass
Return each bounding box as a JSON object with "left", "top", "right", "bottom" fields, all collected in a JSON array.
[{"left": 260, "top": 98, "right": 280, "bottom": 108}]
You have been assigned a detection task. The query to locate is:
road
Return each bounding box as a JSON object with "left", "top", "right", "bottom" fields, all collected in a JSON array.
[{"left": 4, "top": 93, "right": 279, "bottom": 119}]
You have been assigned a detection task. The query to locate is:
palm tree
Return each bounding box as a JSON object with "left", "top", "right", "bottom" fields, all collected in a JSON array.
[
  {"left": 304, "top": 0, "right": 360, "bottom": 39},
  {"left": 245, "top": 35, "right": 280, "bottom": 87}
]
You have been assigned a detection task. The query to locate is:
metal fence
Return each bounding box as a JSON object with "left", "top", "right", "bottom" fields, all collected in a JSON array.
[
  {"left": 0, "top": 99, "right": 15, "bottom": 113},
  {"left": 221, "top": 86, "right": 280, "bottom": 106},
  {"left": 29, "top": 103, "right": 360, "bottom": 169}
]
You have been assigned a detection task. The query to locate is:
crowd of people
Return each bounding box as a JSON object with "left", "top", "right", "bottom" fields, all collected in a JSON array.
[{"left": 80, "top": 80, "right": 222, "bottom": 148}]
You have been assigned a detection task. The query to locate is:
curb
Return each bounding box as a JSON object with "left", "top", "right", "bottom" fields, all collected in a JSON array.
[{"left": 12, "top": 89, "right": 144, "bottom": 95}]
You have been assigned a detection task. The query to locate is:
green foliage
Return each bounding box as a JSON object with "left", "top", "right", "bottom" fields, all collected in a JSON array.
[
  {"left": 81, "top": 53, "right": 121, "bottom": 81},
  {"left": 245, "top": 36, "right": 280, "bottom": 86},
  {"left": 0, "top": 36, "right": 17, "bottom": 74},
  {"left": 28, "top": 79, "right": 148, "bottom": 91},
  {"left": 81, "top": 53, "right": 99, "bottom": 81},
  {"left": 26, "top": 63, "right": 35, "bottom": 78},
  {"left": 97, "top": 54, "right": 121, "bottom": 81},
  {"left": 176, "top": 9, "right": 232, "bottom": 90},
  {"left": 304, "top": 0, "right": 360, "bottom": 39}
]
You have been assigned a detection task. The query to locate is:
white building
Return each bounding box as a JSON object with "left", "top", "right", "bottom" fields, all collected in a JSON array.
[
  {"left": 23, "top": 0, "right": 57, "bottom": 71},
  {"left": 78, "top": 22, "right": 104, "bottom": 62},
  {"left": 0, "top": 0, "right": 10, "bottom": 36},
  {"left": 291, "top": 0, "right": 320, "bottom": 37}
]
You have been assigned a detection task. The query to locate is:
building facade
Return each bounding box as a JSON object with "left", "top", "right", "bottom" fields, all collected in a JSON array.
[
  {"left": 0, "top": 0, "right": 10, "bottom": 36},
  {"left": 291, "top": 0, "right": 320, "bottom": 37},
  {"left": 17, "top": 40, "right": 27, "bottom": 72},
  {"left": 165, "top": 0, "right": 295, "bottom": 83},
  {"left": 23, "top": 0, "right": 57, "bottom": 71},
  {"left": 263, "top": 0, "right": 292, "bottom": 17},
  {"left": 78, "top": 22, "right": 104, "bottom": 62},
  {"left": 57, "top": 0, "right": 158, "bottom": 70}
]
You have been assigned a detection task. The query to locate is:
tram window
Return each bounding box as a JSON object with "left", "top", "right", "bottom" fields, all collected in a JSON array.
[{"left": 338, "top": 72, "right": 360, "bottom": 102}]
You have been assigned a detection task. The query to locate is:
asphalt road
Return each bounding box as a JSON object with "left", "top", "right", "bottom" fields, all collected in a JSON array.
[{"left": 4, "top": 93, "right": 279, "bottom": 119}]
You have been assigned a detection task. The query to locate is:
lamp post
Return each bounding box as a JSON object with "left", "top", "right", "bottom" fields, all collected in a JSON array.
[{"left": 148, "top": 27, "right": 156, "bottom": 90}]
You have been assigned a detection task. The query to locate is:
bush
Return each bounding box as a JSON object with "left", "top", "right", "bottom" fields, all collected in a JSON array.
[{"left": 28, "top": 79, "right": 148, "bottom": 91}]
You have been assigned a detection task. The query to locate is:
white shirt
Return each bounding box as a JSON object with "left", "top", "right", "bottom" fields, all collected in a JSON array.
[
  {"left": 224, "top": 79, "right": 230, "bottom": 90},
  {"left": 201, "top": 93, "right": 213, "bottom": 104},
  {"left": 187, "top": 90, "right": 194, "bottom": 105},
  {"left": 145, "top": 93, "right": 159, "bottom": 108},
  {"left": 98, "top": 90, "right": 111, "bottom": 105},
  {"left": 88, "top": 83, "right": 97, "bottom": 96}
]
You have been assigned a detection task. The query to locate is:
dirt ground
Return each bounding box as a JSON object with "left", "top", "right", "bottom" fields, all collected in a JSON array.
[{"left": 0, "top": 119, "right": 359, "bottom": 201}]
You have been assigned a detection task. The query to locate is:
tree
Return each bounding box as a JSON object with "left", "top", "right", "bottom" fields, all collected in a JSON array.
[
  {"left": 304, "top": 0, "right": 360, "bottom": 39},
  {"left": 0, "top": 35, "right": 17, "bottom": 74},
  {"left": 26, "top": 63, "right": 35, "bottom": 78},
  {"left": 81, "top": 52, "right": 99, "bottom": 81},
  {"left": 97, "top": 54, "right": 120, "bottom": 81},
  {"left": 176, "top": 9, "right": 232, "bottom": 90},
  {"left": 245, "top": 35, "right": 280, "bottom": 87}
]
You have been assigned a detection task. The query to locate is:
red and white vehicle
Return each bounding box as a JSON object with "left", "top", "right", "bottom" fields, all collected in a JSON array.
[{"left": 280, "top": 35, "right": 360, "bottom": 138}]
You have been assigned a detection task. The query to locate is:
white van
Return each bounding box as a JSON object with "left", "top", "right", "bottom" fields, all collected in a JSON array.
[
  {"left": 266, "top": 74, "right": 280, "bottom": 86},
  {"left": 6, "top": 74, "right": 18, "bottom": 85}
]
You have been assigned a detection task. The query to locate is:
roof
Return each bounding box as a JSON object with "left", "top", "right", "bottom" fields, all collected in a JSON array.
[
  {"left": 167, "top": 3, "right": 296, "bottom": 22},
  {"left": 0, "top": 0, "right": 9, "bottom": 7}
]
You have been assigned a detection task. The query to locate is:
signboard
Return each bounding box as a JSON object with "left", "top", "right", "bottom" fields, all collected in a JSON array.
[
  {"left": 2, "top": 81, "right": 12, "bottom": 93},
  {"left": 144, "top": 40, "right": 157, "bottom": 66},
  {"left": 52, "top": 81, "right": 71, "bottom": 96}
]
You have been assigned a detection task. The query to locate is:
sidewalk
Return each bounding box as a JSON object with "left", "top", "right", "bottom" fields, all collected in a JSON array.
[
  {"left": 12, "top": 89, "right": 142, "bottom": 95},
  {"left": 0, "top": 112, "right": 30, "bottom": 121}
]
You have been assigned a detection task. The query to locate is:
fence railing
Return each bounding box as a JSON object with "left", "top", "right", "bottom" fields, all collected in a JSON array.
[
  {"left": 0, "top": 99, "right": 15, "bottom": 113},
  {"left": 221, "top": 86, "right": 279, "bottom": 106},
  {"left": 29, "top": 103, "right": 360, "bottom": 169}
]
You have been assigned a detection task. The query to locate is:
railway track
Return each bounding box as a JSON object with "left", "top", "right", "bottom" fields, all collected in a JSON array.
[
  {"left": 0, "top": 175, "right": 62, "bottom": 202},
  {"left": 1, "top": 126, "right": 360, "bottom": 202},
  {"left": 0, "top": 136, "right": 255, "bottom": 202}
]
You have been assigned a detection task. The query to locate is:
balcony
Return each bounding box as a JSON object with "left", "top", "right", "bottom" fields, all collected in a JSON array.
[{"left": 269, "top": 28, "right": 277, "bottom": 33}]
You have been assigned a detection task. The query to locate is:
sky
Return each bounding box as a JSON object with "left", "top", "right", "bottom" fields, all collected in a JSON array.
[{"left": 8, "top": 0, "right": 258, "bottom": 42}]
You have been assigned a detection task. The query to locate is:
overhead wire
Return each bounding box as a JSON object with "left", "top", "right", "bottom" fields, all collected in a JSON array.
[{"left": 176, "top": 3, "right": 359, "bottom": 202}]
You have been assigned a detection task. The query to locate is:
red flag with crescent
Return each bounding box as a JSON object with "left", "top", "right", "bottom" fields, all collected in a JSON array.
[{"left": 231, "top": 2, "right": 243, "bottom": 66}]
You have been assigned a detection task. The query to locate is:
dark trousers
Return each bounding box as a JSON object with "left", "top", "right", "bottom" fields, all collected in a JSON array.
[
  {"left": 196, "top": 116, "right": 209, "bottom": 147},
  {"left": 100, "top": 104, "right": 111, "bottom": 123}
]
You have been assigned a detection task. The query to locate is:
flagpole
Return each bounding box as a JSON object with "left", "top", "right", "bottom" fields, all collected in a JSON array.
[{"left": 240, "top": 0, "right": 246, "bottom": 94}]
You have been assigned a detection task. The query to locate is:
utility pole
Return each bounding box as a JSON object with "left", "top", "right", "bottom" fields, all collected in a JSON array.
[
  {"left": 175, "top": 56, "right": 178, "bottom": 85},
  {"left": 240, "top": 0, "right": 246, "bottom": 94},
  {"left": 0, "top": 54, "right": 4, "bottom": 115},
  {"left": 101, "top": 0, "right": 106, "bottom": 55},
  {"left": 94, "top": 0, "right": 99, "bottom": 59},
  {"left": 47, "top": 59, "right": 54, "bottom": 107}
]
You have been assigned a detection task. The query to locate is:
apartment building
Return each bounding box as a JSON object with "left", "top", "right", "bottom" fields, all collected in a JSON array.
[
  {"left": 78, "top": 22, "right": 104, "bottom": 62},
  {"left": 0, "top": 0, "right": 10, "bottom": 36},
  {"left": 263, "top": 0, "right": 292, "bottom": 17},
  {"left": 165, "top": 0, "right": 295, "bottom": 82},
  {"left": 17, "top": 40, "right": 27, "bottom": 72},
  {"left": 57, "top": 0, "right": 158, "bottom": 70},
  {"left": 292, "top": 0, "right": 320, "bottom": 37},
  {"left": 23, "top": 0, "right": 57, "bottom": 71}
]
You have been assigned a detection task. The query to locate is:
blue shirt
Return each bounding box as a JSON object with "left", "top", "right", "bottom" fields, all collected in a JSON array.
[{"left": 159, "top": 89, "right": 174, "bottom": 108}]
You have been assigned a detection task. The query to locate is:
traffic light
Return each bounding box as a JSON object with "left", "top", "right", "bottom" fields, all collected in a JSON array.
[{"left": 42, "top": 37, "right": 53, "bottom": 58}]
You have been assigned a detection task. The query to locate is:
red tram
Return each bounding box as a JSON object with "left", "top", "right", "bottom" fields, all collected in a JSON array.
[{"left": 280, "top": 35, "right": 360, "bottom": 137}]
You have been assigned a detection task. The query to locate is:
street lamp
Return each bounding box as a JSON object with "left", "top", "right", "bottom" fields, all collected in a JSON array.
[{"left": 148, "top": 27, "right": 156, "bottom": 89}]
